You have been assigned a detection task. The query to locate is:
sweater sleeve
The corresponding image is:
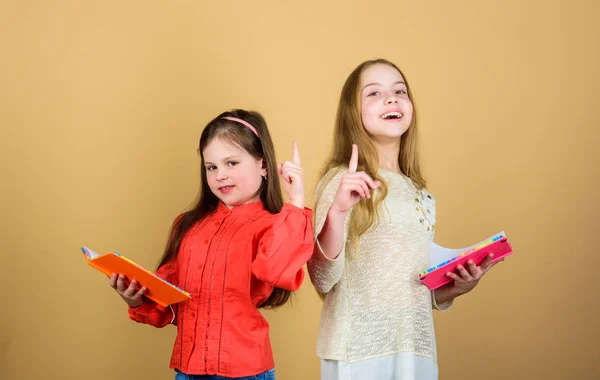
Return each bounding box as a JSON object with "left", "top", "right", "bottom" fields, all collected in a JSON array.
[{"left": 307, "top": 168, "right": 350, "bottom": 293}]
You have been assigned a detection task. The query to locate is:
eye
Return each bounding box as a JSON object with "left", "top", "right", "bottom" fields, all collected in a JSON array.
[
  {"left": 367, "top": 91, "right": 380, "bottom": 97},
  {"left": 227, "top": 161, "right": 239, "bottom": 167},
  {"left": 396, "top": 89, "right": 407, "bottom": 95},
  {"left": 206, "top": 165, "right": 216, "bottom": 171}
]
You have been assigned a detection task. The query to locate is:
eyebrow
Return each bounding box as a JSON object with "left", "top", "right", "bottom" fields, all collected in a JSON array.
[
  {"left": 362, "top": 81, "right": 406, "bottom": 91},
  {"left": 204, "top": 155, "right": 240, "bottom": 165}
]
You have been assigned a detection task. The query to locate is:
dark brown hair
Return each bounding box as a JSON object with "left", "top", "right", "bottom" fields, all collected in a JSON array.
[{"left": 157, "top": 109, "right": 291, "bottom": 308}]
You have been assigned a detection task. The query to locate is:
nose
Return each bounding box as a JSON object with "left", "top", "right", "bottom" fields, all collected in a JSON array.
[
  {"left": 385, "top": 93, "right": 399, "bottom": 104},
  {"left": 216, "top": 168, "right": 228, "bottom": 181}
]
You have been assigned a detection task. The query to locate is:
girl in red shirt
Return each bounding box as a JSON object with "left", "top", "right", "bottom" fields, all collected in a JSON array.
[{"left": 108, "top": 109, "right": 313, "bottom": 379}]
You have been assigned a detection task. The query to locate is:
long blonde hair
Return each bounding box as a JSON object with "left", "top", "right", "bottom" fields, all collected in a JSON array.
[{"left": 318, "top": 59, "right": 427, "bottom": 247}]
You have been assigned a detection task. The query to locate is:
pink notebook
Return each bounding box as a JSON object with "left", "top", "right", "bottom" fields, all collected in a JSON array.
[{"left": 419, "top": 231, "right": 513, "bottom": 290}]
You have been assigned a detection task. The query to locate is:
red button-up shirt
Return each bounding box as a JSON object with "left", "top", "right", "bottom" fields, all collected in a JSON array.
[{"left": 128, "top": 201, "right": 313, "bottom": 377}]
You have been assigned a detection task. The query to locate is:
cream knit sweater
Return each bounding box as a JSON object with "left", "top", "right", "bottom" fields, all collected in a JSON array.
[{"left": 308, "top": 167, "right": 452, "bottom": 363}]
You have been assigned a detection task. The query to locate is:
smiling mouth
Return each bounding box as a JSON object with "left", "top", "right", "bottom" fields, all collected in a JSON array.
[{"left": 380, "top": 111, "right": 403, "bottom": 120}]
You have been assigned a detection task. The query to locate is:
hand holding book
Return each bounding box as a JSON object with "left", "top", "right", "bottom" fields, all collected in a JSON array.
[{"left": 108, "top": 273, "right": 147, "bottom": 308}]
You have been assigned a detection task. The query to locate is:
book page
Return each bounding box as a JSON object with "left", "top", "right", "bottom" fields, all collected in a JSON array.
[
  {"left": 429, "top": 231, "right": 506, "bottom": 267},
  {"left": 81, "top": 246, "right": 100, "bottom": 260}
]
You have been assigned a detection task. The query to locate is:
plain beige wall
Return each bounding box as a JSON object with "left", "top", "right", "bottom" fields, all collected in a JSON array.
[{"left": 1, "top": 1, "right": 598, "bottom": 379}]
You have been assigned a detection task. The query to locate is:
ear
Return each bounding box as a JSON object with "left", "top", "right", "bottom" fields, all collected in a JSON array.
[{"left": 259, "top": 158, "right": 268, "bottom": 177}]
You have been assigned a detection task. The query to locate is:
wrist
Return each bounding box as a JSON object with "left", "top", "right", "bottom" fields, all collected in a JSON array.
[
  {"left": 436, "top": 284, "right": 461, "bottom": 302},
  {"left": 328, "top": 204, "right": 348, "bottom": 219},
  {"left": 128, "top": 299, "right": 144, "bottom": 308}
]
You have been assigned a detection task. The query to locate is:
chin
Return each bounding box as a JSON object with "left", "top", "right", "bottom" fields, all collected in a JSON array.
[
  {"left": 391, "top": 126, "right": 411, "bottom": 137},
  {"left": 379, "top": 130, "right": 409, "bottom": 140}
]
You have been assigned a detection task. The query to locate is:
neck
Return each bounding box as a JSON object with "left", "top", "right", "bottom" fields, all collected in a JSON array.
[{"left": 373, "top": 139, "right": 401, "bottom": 173}]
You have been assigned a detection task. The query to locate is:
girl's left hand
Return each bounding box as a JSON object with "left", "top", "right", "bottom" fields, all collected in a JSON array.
[
  {"left": 278, "top": 141, "right": 304, "bottom": 209},
  {"left": 445, "top": 254, "right": 503, "bottom": 295}
]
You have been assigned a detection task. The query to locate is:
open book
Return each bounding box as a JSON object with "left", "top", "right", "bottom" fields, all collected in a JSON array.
[
  {"left": 81, "top": 246, "right": 191, "bottom": 307},
  {"left": 419, "top": 231, "right": 513, "bottom": 290}
]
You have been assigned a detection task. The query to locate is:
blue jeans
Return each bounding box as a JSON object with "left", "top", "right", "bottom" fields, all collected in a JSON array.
[{"left": 175, "top": 368, "right": 275, "bottom": 380}]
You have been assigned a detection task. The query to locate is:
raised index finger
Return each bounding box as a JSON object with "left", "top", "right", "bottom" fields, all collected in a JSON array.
[
  {"left": 348, "top": 144, "right": 358, "bottom": 173},
  {"left": 292, "top": 141, "right": 301, "bottom": 166}
]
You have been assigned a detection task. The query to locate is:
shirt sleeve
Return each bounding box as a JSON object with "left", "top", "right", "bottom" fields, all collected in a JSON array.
[
  {"left": 127, "top": 261, "right": 179, "bottom": 327},
  {"left": 128, "top": 215, "right": 183, "bottom": 327},
  {"left": 250, "top": 203, "right": 314, "bottom": 291}
]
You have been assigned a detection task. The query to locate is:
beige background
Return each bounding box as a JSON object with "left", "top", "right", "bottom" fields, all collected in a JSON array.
[{"left": 1, "top": 1, "right": 598, "bottom": 379}]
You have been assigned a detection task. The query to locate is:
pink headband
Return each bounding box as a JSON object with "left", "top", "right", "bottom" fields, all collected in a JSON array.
[{"left": 221, "top": 117, "right": 259, "bottom": 137}]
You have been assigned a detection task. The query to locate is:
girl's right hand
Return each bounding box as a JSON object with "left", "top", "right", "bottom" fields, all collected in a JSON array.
[
  {"left": 331, "top": 144, "right": 381, "bottom": 214},
  {"left": 109, "top": 273, "right": 146, "bottom": 308}
]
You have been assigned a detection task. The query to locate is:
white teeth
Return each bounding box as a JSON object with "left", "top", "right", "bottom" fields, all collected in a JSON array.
[{"left": 381, "top": 112, "right": 403, "bottom": 119}]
